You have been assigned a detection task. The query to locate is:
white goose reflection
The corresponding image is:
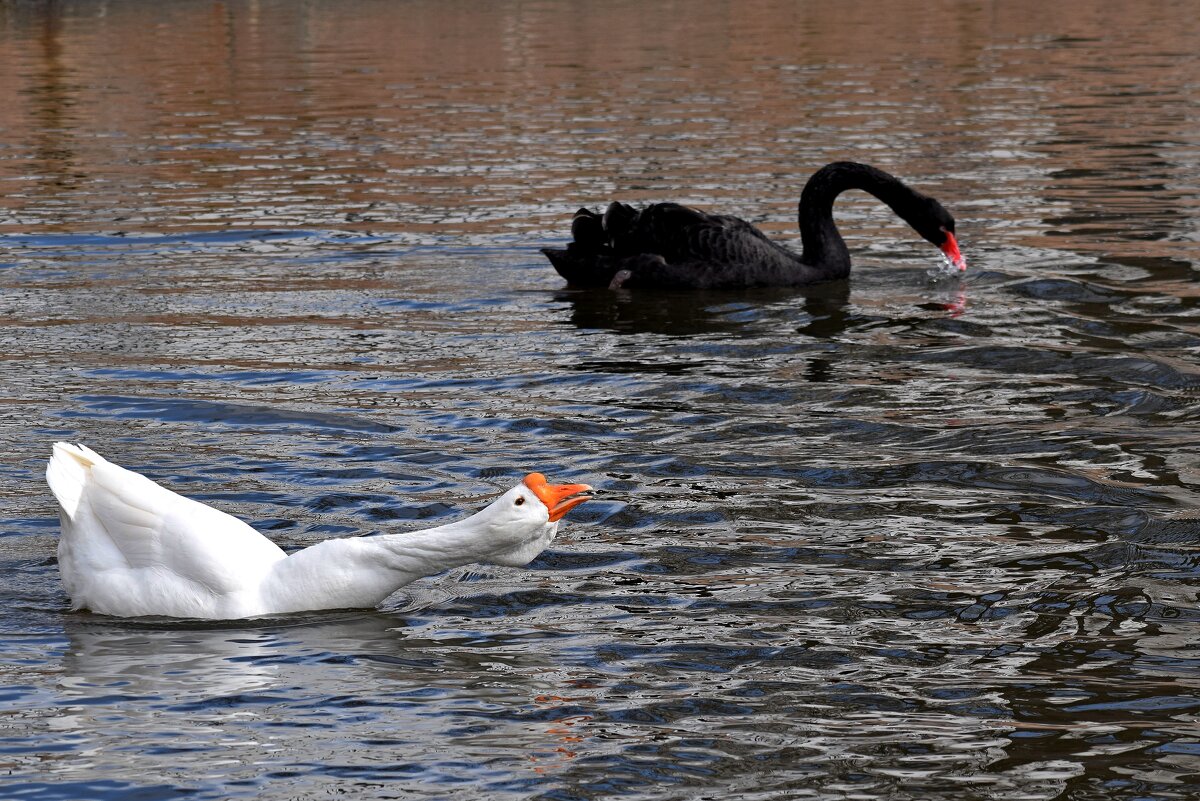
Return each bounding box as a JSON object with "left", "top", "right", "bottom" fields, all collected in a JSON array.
[
  {"left": 49, "top": 613, "right": 403, "bottom": 734},
  {"left": 37, "top": 609, "right": 606, "bottom": 789},
  {"left": 55, "top": 609, "right": 408, "bottom": 695}
]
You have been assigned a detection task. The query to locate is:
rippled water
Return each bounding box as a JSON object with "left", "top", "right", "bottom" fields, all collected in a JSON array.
[{"left": 2, "top": 1, "right": 1200, "bottom": 799}]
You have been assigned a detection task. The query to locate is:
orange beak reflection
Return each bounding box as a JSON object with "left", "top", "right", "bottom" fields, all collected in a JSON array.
[{"left": 523, "top": 473, "right": 594, "bottom": 522}]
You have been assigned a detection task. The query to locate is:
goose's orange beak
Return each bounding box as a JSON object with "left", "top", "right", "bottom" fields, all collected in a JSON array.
[{"left": 523, "top": 473, "right": 594, "bottom": 522}]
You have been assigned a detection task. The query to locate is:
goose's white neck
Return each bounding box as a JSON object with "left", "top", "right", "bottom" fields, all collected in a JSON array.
[{"left": 258, "top": 515, "right": 558, "bottom": 616}]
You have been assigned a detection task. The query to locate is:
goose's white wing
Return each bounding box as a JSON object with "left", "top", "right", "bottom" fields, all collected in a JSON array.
[{"left": 47, "top": 442, "right": 286, "bottom": 616}]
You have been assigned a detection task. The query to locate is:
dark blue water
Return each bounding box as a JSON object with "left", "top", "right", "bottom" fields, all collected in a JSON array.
[{"left": 2, "top": 1, "right": 1200, "bottom": 799}]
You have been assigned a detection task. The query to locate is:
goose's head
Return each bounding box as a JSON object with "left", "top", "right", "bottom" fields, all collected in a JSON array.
[{"left": 473, "top": 473, "right": 593, "bottom": 567}]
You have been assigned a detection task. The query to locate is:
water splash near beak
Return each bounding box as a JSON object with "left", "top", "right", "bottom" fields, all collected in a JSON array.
[
  {"left": 927, "top": 255, "right": 965, "bottom": 280},
  {"left": 929, "top": 230, "right": 966, "bottom": 279},
  {"left": 938, "top": 231, "right": 967, "bottom": 273}
]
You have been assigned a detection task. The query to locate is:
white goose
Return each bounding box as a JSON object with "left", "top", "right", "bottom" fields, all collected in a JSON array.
[{"left": 45, "top": 442, "right": 593, "bottom": 620}]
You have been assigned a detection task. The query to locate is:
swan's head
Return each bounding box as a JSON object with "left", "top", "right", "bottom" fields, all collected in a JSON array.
[
  {"left": 914, "top": 196, "right": 966, "bottom": 272},
  {"left": 474, "top": 473, "right": 593, "bottom": 567}
]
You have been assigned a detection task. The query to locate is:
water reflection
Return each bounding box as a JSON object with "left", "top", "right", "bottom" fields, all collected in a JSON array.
[
  {"left": 555, "top": 280, "right": 874, "bottom": 341},
  {"left": 31, "top": 19, "right": 71, "bottom": 183},
  {"left": 792, "top": 281, "right": 854, "bottom": 339},
  {"left": 55, "top": 620, "right": 286, "bottom": 723},
  {"left": 556, "top": 286, "right": 809, "bottom": 337},
  {"left": 46, "top": 612, "right": 609, "bottom": 787}
]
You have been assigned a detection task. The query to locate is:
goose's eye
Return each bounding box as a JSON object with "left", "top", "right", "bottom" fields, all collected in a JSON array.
[{"left": 515, "top": 497, "right": 525, "bottom": 506}]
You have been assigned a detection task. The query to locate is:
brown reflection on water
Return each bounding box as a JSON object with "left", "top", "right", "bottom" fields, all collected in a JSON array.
[{"left": 0, "top": 0, "right": 1195, "bottom": 257}]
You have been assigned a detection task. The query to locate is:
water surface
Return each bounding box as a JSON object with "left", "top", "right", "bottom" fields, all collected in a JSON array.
[{"left": 2, "top": 1, "right": 1200, "bottom": 799}]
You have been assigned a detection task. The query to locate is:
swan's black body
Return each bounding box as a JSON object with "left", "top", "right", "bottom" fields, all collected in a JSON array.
[{"left": 541, "top": 162, "right": 963, "bottom": 290}]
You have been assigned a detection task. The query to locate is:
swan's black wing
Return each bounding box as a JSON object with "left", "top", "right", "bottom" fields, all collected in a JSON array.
[
  {"left": 544, "top": 202, "right": 818, "bottom": 289},
  {"left": 615, "top": 203, "right": 789, "bottom": 266}
]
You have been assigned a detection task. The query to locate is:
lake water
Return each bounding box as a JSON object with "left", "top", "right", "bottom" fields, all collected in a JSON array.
[{"left": 2, "top": 1, "right": 1199, "bottom": 799}]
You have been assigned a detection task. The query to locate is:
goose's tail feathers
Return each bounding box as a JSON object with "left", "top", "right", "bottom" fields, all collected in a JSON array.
[{"left": 46, "top": 442, "right": 103, "bottom": 521}]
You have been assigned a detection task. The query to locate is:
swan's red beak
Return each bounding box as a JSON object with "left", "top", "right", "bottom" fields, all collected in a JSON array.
[
  {"left": 524, "top": 473, "right": 594, "bottom": 522},
  {"left": 940, "top": 231, "right": 966, "bottom": 272}
]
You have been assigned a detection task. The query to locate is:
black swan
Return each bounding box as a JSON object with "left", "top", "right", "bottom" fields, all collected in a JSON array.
[{"left": 541, "top": 161, "right": 965, "bottom": 290}]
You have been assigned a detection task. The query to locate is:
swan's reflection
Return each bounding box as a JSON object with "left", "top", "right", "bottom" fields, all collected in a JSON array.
[
  {"left": 556, "top": 281, "right": 860, "bottom": 341},
  {"left": 555, "top": 285, "right": 836, "bottom": 337},
  {"left": 792, "top": 280, "right": 853, "bottom": 339},
  {"left": 555, "top": 287, "right": 755, "bottom": 336},
  {"left": 555, "top": 273, "right": 966, "bottom": 339},
  {"left": 933, "top": 282, "right": 968, "bottom": 318}
]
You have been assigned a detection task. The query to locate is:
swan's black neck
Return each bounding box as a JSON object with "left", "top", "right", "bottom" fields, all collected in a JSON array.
[{"left": 797, "top": 162, "right": 925, "bottom": 279}]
